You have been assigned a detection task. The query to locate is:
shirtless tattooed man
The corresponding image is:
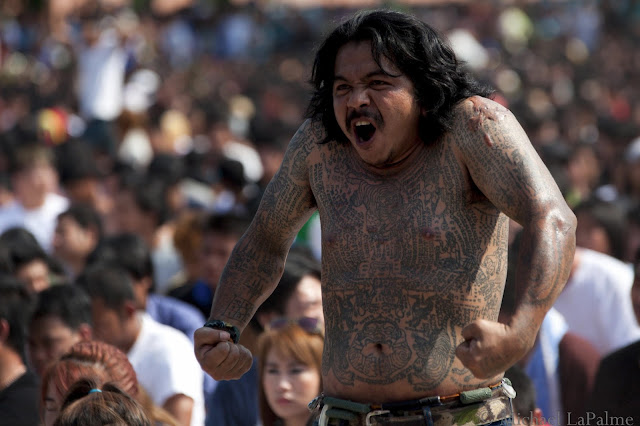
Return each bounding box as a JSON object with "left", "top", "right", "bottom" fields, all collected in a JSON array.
[{"left": 195, "top": 10, "right": 576, "bottom": 426}]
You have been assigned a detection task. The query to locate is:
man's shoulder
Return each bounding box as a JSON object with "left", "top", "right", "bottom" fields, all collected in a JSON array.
[
  {"left": 288, "top": 119, "right": 330, "bottom": 151},
  {"left": 148, "top": 293, "right": 204, "bottom": 320},
  {"left": 558, "top": 331, "right": 601, "bottom": 369},
  {"left": 168, "top": 282, "right": 195, "bottom": 298},
  {"left": 600, "top": 339, "right": 640, "bottom": 368},
  {"left": 576, "top": 249, "right": 633, "bottom": 283},
  {"left": 32, "top": 192, "right": 69, "bottom": 215},
  {"left": 0, "top": 370, "right": 40, "bottom": 413},
  {"left": 139, "top": 313, "right": 193, "bottom": 347},
  {"left": 580, "top": 248, "right": 630, "bottom": 269},
  {"left": 452, "top": 96, "right": 509, "bottom": 119},
  {"left": 0, "top": 202, "right": 23, "bottom": 232},
  {"left": 146, "top": 293, "right": 206, "bottom": 337},
  {"left": 448, "top": 96, "right": 515, "bottom": 151},
  {"left": 0, "top": 200, "right": 23, "bottom": 217}
]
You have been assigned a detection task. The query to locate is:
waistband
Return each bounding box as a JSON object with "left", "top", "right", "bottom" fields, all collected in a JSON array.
[{"left": 310, "top": 379, "right": 516, "bottom": 426}]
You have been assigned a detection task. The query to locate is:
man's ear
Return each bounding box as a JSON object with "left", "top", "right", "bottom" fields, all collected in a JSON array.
[
  {"left": 78, "top": 323, "right": 93, "bottom": 342},
  {"left": 122, "top": 300, "right": 138, "bottom": 319},
  {"left": 86, "top": 226, "right": 101, "bottom": 248},
  {"left": 0, "top": 319, "right": 9, "bottom": 344},
  {"left": 139, "top": 276, "right": 153, "bottom": 292}
]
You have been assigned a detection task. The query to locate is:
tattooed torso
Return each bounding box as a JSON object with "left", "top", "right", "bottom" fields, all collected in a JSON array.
[{"left": 305, "top": 100, "right": 509, "bottom": 402}]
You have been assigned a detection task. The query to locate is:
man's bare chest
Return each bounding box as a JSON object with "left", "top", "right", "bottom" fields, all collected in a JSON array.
[
  {"left": 307, "top": 144, "right": 502, "bottom": 278},
  {"left": 310, "top": 145, "right": 475, "bottom": 239}
]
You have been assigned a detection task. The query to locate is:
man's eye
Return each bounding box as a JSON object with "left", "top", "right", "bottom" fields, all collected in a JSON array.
[
  {"left": 371, "top": 80, "right": 387, "bottom": 86},
  {"left": 334, "top": 84, "right": 349, "bottom": 92}
]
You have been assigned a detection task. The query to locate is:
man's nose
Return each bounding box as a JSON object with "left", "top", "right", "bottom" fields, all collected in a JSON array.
[{"left": 347, "top": 87, "right": 370, "bottom": 109}]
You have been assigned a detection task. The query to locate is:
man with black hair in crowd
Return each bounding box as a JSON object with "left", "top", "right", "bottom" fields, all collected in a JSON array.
[
  {"left": 52, "top": 203, "right": 103, "bottom": 281},
  {"left": 86, "top": 232, "right": 206, "bottom": 342},
  {"left": 169, "top": 212, "right": 252, "bottom": 317},
  {"left": 0, "top": 227, "right": 64, "bottom": 293},
  {"left": 55, "top": 139, "right": 112, "bottom": 218},
  {"left": 82, "top": 231, "right": 217, "bottom": 401},
  {"left": 0, "top": 274, "right": 38, "bottom": 426},
  {"left": 77, "top": 263, "right": 205, "bottom": 426},
  {"left": 27, "top": 285, "right": 93, "bottom": 377},
  {"left": 112, "top": 172, "right": 182, "bottom": 294},
  {"left": 589, "top": 247, "right": 640, "bottom": 424}
]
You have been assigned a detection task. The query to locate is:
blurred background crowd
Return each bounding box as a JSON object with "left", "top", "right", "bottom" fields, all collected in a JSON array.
[{"left": 1, "top": 0, "right": 640, "bottom": 425}]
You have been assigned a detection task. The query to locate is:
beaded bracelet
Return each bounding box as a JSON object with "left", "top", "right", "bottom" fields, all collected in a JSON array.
[{"left": 203, "top": 320, "right": 240, "bottom": 344}]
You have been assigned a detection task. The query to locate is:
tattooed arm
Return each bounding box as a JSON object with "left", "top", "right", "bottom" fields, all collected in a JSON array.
[
  {"left": 194, "top": 120, "right": 319, "bottom": 380},
  {"left": 453, "top": 96, "right": 577, "bottom": 379}
]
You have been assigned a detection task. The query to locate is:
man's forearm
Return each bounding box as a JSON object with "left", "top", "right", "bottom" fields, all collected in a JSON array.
[
  {"left": 510, "top": 206, "right": 577, "bottom": 346},
  {"left": 207, "top": 233, "right": 289, "bottom": 332}
]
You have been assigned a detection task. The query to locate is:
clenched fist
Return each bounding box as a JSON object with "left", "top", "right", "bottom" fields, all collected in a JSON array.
[
  {"left": 194, "top": 327, "right": 253, "bottom": 381},
  {"left": 455, "top": 319, "right": 530, "bottom": 379}
]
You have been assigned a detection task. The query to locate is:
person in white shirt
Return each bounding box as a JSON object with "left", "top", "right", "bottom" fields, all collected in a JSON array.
[
  {"left": 0, "top": 143, "right": 69, "bottom": 252},
  {"left": 70, "top": 5, "right": 132, "bottom": 159},
  {"left": 553, "top": 247, "right": 640, "bottom": 356},
  {"left": 77, "top": 263, "right": 205, "bottom": 426}
]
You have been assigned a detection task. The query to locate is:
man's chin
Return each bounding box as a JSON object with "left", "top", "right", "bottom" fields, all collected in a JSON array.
[{"left": 357, "top": 153, "right": 389, "bottom": 169}]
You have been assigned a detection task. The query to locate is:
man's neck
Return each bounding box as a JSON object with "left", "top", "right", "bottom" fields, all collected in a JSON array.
[
  {"left": 122, "top": 312, "right": 143, "bottom": 354},
  {"left": 0, "top": 351, "right": 27, "bottom": 392},
  {"left": 18, "top": 193, "right": 47, "bottom": 210},
  {"left": 64, "top": 258, "right": 86, "bottom": 280},
  {"left": 350, "top": 139, "right": 427, "bottom": 178}
]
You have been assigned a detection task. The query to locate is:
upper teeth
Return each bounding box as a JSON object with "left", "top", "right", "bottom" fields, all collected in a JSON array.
[{"left": 355, "top": 121, "right": 370, "bottom": 126}]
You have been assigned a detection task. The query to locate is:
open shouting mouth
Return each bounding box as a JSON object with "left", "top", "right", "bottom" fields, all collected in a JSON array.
[{"left": 354, "top": 120, "right": 376, "bottom": 143}]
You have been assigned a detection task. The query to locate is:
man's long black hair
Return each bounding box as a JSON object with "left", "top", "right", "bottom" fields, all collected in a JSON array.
[{"left": 306, "top": 9, "right": 494, "bottom": 145}]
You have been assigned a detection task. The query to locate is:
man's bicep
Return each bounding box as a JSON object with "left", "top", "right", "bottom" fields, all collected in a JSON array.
[
  {"left": 250, "top": 120, "right": 318, "bottom": 244},
  {"left": 458, "top": 103, "right": 563, "bottom": 223}
]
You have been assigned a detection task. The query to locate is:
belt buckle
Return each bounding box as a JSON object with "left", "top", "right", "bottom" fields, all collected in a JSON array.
[{"left": 365, "top": 410, "right": 391, "bottom": 426}]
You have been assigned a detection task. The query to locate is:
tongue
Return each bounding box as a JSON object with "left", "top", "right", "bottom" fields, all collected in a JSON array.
[{"left": 356, "top": 124, "right": 375, "bottom": 142}]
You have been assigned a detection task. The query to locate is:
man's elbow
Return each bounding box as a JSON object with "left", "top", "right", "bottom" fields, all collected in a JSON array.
[{"left": 555, "top": 204, "right": 577, "bottom": 240}]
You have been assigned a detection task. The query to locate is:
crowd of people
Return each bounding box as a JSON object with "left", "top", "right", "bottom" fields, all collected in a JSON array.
[{"left": 1, "top": 0, "right": 640, "bottom": 425}]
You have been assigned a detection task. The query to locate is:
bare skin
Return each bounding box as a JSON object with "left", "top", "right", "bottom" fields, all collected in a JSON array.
[
  {"left": 163, "top": 394, "right": 193, "bottom": 426},
  {"left": 194, "top": 42, "right": 576, "bottom": 404}
]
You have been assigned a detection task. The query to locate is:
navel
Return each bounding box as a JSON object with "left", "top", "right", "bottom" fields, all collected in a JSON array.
[{"left": 420, "top": 227, "right": 436, "bottom": 240}]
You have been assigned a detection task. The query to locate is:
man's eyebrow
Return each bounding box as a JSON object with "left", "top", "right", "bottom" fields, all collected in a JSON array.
[{"left": 333, "top": 70, "right": 393, "bottom": 83}]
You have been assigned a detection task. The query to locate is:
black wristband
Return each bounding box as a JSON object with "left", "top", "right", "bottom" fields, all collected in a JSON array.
[{"left": 203, "top": 320, "right": 240, "bottom": 344}]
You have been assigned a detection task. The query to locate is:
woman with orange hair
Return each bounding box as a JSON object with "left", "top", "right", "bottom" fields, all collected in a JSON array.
[
  {"left": 257, "top": 318, "right": 324, "bottom": 426},
  {"left": 41, "top": 340, "right": 178, "bottom": 426}
]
